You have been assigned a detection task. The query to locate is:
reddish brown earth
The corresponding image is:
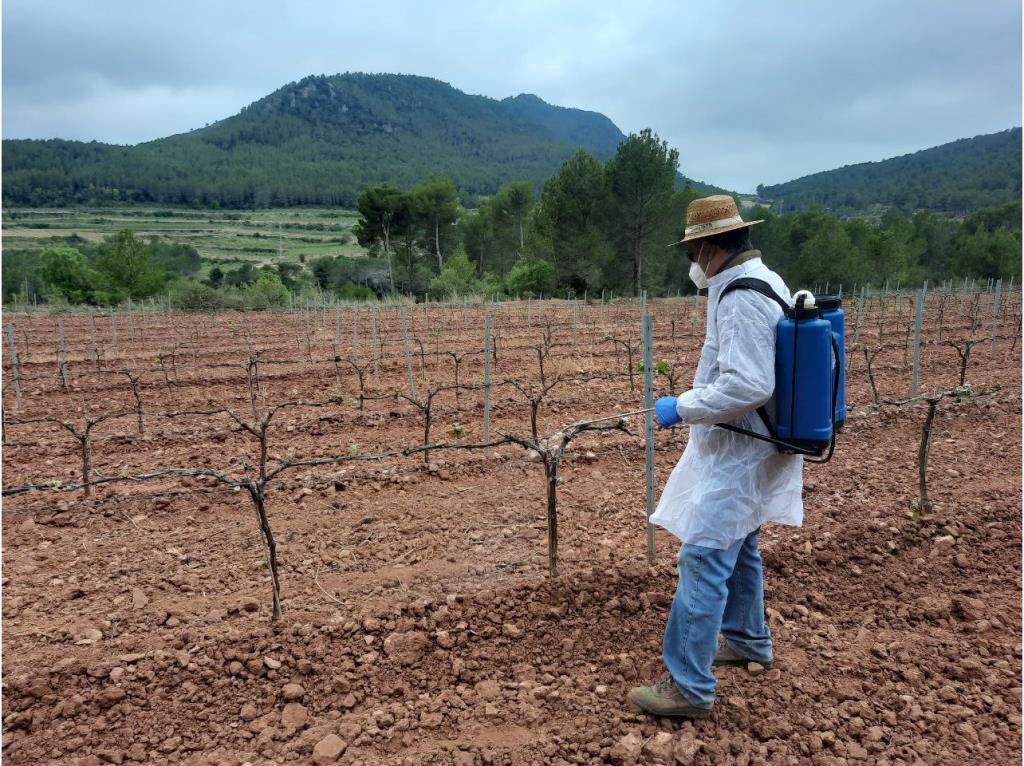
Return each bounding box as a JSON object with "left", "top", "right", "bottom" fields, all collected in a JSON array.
[{"left": 2, "top": 293, "right": 1021, "bottom": 766}]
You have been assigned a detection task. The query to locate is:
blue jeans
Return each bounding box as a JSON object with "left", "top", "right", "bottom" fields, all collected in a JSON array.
[{"left": 662, "top": 528, "right": 773, "bottom": 706}]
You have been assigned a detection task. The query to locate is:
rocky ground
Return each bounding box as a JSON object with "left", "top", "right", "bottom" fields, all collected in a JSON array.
[{"left": 2, "top": 296, "right": 1020, "bottom": 765}]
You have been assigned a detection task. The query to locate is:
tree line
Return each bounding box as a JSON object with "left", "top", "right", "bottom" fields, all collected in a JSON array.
[
  {"left": 345, "top": 132, "right": 1020, "bottom": 299},
  {"left": 2, "top": 232, "right": 301, "bottom": 310},
  {"left": 4, "top": 129, "right": 1021, "bottom": 309}
]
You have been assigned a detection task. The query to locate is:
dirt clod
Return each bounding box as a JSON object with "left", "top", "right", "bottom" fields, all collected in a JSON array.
[
  {"left": 281, "top": 683, "right": 305, "bottom": 701},
  {"left": 312, "top": 733, "right": 347, "bottom": 763}
]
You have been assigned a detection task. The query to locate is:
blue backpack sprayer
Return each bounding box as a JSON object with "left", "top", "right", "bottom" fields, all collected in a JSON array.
[{"left": 654, "top": 280, "right": 845, "bottom": 462}]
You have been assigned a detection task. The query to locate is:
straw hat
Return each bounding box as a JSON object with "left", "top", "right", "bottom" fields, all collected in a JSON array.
[{"left": 670, "top": 195, "right": 763, "bottom": 245}]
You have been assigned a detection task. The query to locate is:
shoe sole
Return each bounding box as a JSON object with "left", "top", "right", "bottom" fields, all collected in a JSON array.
[
  {"left": 627, "top": 695, "right": 714, "bottom": 719},
  {"left": 656, "top": 705, "right": 714, "bottom": 719},
  {"left": 712, "top": 657, "right": 774, "bottom": 671}
]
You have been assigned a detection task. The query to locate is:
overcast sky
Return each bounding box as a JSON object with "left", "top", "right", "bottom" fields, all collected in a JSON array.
[{"left": 3, "top": 0, "right": 1021, "bottom": 192}]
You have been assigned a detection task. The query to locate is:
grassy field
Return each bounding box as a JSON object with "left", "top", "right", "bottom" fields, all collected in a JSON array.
[{"left": 2, "top": 206, "right": 368, "bottom": 278}]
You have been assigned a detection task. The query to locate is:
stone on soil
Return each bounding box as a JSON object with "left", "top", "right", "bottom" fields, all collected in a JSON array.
[
  {"left": 281, "top": 702, "right": 308, "bottom": 729},
  {"left": 312, "top": 733, "right": 347, "bottom": 763}
]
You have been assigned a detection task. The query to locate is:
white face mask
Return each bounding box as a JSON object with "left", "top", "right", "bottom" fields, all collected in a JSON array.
[{"left": 688, "top": 242, "right": 710, "bottom": 289}]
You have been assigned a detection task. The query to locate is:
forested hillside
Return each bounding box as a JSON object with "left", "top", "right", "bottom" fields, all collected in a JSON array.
[
  {"left": 2, "top": 73, "right": 636, "bottom": 208},
  {"left": 1, "top": 73, "right": 734, "bottom": 209},
  {"left": 758, "top": 128, "right": 1021, "bottom": 215}
]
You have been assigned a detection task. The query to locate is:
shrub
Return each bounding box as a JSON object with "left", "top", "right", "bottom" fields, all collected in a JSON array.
[
  {"left": 481, "top": 272, "right": 505, "bottom": 299},
  {"left": 245, "top": 270, "right": 291, "bottom": 309},
  {"left": 169, "top": 281, "right": 243, "bottom": 311},
  {"left": 338, "top": 281, "right": 377, "bottom": 301},
  {"left": 428, "top": 245, "right": 479, "bottom": 299},
  {"left": 505, "top": 258, "right": 556, "bottom": 298}
]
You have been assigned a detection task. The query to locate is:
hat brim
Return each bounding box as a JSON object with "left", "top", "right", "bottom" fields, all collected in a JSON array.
[{"left": 667, "top": 219, "right": 764, "bottom": 247}]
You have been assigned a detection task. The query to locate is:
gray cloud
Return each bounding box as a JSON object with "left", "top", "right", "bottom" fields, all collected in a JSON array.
[{"left": 3, "top": 0, "right": 1020, "bottom": 191}]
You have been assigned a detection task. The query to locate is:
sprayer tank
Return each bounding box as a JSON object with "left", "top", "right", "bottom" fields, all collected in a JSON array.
[{"left": 775, "top": 296, "right": 833, "bottom": 450}]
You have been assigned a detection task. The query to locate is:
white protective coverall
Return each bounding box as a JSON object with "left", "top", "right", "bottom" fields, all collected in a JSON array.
[{"left": 649, "top": 254, "right": 804, "bottom": 549}]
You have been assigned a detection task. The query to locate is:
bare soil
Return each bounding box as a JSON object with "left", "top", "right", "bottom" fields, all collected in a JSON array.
[{"left": 2, "top": 294, "right": 1021, "bottom": 766}]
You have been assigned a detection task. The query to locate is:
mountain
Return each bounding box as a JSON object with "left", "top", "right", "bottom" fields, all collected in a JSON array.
[
  {"left": 2, "top": 73, "right": 642, "bottom": 208},
  {"left": 757, "top": 128, "right": 1022, "bottom": 216}
]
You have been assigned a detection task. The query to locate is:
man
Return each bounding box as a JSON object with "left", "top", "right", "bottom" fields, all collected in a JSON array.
[{"left": 628, "top": 195, "right": 804, "bottom": 719}]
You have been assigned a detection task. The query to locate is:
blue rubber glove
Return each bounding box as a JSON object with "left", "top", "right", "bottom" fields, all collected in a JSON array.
[{"left": 655, "top": 396, "right": 682, "bottom": 428}]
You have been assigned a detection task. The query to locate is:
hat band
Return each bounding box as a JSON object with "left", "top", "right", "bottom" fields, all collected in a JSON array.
[{"left": 684, "top": 215, "right": 744, "bottom": 237}]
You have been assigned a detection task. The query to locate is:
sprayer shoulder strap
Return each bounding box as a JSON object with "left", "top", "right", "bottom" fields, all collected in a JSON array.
[
  {"left": 714, "top": 277, "right": 788, "bottom": 441},
  {"left": 716, "top": 278, "right": 789, "bottom": 313}
]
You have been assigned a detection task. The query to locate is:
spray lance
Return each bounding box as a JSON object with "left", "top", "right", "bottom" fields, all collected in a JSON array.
[{"left": 568, "top": 407, "right": 655, "bottom": 428}]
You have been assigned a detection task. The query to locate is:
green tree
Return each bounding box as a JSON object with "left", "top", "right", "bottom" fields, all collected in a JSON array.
[
  {"left": 950, "top": 226, "right": 1022, "bottom": 281},
  {"left": 206, "top": 266, "right": 225, "bottom": 288},
  {"left": 534, "top": 150, "right": 614, "bottom": 293},
  {"left": 39, "top": 247, "right": 97, "bottom": 304},
  {"left": 412, "top": 176, "right": 460, "bottom": 269},
  {"left": 309, "top": 254, "right": 391, "bottom": 295},
  {"left": 794, "top": 218, "right": 864, "bottom": 288},
  {"left": 912, "top": 212, "right": 960, "bottom": 278},
  {"left": 245, "top": 270, "right": 291, "bottom": 309},
  {"left": 505, "top": 258, "right": 555, "bottom": 297},
  {"left": 487, "top": 181, "right": 536, "bottom": 275},
  {"left": 459, "top": 203, "right": 495, "bottom": 277},
  {"left": 225, "top": 263, "right": 260, "bottom": 286},
  {"left": 276, "top": 262, "right": 304, "bottom": 291},
  {"left": 491, "top": 181, "right": 534, "bottom": 255},
  {"left": 310, "top": 256, "right": 337, "bottom": 289},
  {"left": 750, "top": 210, "right": 798, "bottom": 282},
  {"left": 865, "top": 210, "right": 926, "bottom": 286},
  {"left": 650, "top": 185, "right": 701, "bottom": 295},
  {"left": 92, "top": 230, "right": 166, "bottom": 302},
  {"left": 148, "top": 238, "right": 202, "bottom": 276},
  {"left": 457, "top": 182, "right": 536, "bottom": 280},
  {"left": 427, "top": 243, "right": 480, "bottom": 299},
  {"left": 605, "top": 129, "right": 680, "bottom": 295},
  {"left": 353, "top": 184, "right": 411, "bottom": 293},
  {"left": 1, "top": 250, "right": 48, "bottom": 304}
]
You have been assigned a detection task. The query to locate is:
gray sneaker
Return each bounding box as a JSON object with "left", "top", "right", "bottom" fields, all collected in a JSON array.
[
  {"left": 627, "top": 675, "right": 714, "bottom": 719},
  {"left": 713, "top": 642, "right": 774, "bottom": 671}
]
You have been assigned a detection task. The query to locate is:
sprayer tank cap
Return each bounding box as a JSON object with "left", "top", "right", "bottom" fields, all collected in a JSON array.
[{"left": 793, "top": 290, "right": 816, "bottom": 308}]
